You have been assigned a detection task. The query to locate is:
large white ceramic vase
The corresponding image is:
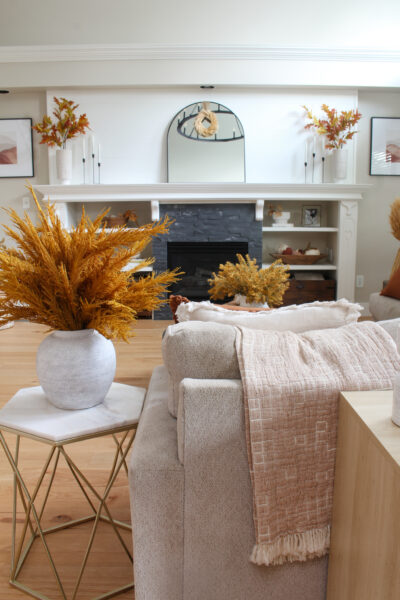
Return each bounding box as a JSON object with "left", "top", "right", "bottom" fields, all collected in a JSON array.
[{"left": 36, "top": 329, "right": 116, "bottom": 410}]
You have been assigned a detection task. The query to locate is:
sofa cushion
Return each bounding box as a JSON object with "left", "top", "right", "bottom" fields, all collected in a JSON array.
[
  {"left": 381, "top": 268, "right": 400, "bottom": 300},
  {"left": 162, "top": 321, "right": 239, "bottom": 417},
  {"left": 176, "top": 299, "right": 362, "bottom": 331},
  {"left": 376, "top": 318, "right": 400, "bottom": 350},
  {"left": 369, "top": 292, "right": 400, "bottom": 321},
  {"left": 163, "top": 300, "right": 363, "bottom": 418}
]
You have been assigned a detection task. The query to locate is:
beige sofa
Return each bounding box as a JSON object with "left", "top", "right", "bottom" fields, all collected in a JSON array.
[{"left": 129, "top": 318, "right": 399, "bottom": 600}]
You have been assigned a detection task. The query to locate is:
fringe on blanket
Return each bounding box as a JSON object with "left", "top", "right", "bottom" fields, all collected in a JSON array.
[{"left": 251, "top": 525, "right": 330, "bottom": 566}]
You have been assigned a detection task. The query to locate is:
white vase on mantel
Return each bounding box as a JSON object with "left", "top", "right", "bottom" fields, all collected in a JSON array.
[
  {"left": 56, "top": 147, "right": 73, "bottom": 185},
  {"left": 332, "top": 147, "right": 348, "bottom": 182},
  {"left": 234, "top": 294, "right": 269, "bottom": 309}
]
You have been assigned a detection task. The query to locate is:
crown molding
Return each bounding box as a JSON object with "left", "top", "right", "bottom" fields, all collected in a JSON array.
[{"left": 1, "top": 44, "right": 400, "bottom": 64}]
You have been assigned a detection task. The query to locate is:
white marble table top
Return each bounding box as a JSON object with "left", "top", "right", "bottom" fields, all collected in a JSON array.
[{"left": 0, "top": 383, "right": 146, "bottom": 442}]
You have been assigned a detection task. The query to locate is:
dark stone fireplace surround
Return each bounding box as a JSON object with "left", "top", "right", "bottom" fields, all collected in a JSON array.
[{"left": 152, "top": 203, "right": 262, "bottom": 319}]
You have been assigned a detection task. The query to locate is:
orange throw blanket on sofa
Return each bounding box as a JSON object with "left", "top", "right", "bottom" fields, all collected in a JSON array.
[{"left": 235, "top": 321, "right": 400, "bottom": 566}]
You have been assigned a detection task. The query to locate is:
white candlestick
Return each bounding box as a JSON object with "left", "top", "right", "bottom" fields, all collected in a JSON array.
[
  {"left": 82, "top": 137, "right": 86, "bottom": 160},
  {"left": 98, "top": 143, "right": 101, "bottom": 163},
  {"left": 313, "top": 135, "right": 316, "bottom": 154},
  {"left": 304, "top": 141, "right": 308, "bottom": 163},
  {"left": 89, "top": 135, "right": 95, "bottom": 156}
]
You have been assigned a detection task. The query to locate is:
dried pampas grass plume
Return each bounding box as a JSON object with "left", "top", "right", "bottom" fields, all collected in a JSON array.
[{"left": 389, "top": 197, "right": 400, "bottom": 276}]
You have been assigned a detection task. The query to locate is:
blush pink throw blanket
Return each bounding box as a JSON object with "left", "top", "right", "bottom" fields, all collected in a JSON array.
[{"left": 235, "top": 322, "right": 400, "bottom": 567}]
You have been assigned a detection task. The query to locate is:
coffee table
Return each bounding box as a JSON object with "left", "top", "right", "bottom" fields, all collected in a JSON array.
[{"left": 0, "top": 382, "right": 146, "bottom": 600}]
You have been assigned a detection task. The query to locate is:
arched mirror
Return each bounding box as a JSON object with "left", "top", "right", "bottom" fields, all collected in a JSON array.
[{"left": 167, "top": 101, "right": 245, "bottom": 182}]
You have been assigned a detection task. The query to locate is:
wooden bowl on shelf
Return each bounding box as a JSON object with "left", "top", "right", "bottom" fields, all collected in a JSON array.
[{"left": 270, "top": 253, "right": 328, "bottom": 265}]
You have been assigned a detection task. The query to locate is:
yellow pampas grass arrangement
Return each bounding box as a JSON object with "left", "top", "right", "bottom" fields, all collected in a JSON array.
[
  {"left": 389, "top": 197, "right": 400, "bottom": 276},
  {"left": 0, "top": 185, "right": 181, "bottom": 340},
  {"left": 208, "top": 254, "right": 290, "bottom": 307}
]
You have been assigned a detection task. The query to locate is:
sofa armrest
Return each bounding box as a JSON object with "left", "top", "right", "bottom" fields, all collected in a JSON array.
[
  {"left": 129, "top": 365, "right": 184, "bottom": 600},
  {"left": 178, "top": 378, "right": 258, "bottom": 598},
  {"left": 177, "top": 377, "right": 328, "bottom": 600},
  {"left": 177, "top": 378, "right": 244, "bottom": 465}
]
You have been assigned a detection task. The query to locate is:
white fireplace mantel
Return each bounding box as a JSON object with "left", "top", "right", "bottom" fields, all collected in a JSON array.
[
  {"left": 34, "top": 182, "right": 371, "bottom": 302},
  {"left": 34, "top": 183, "right": 370, "bottom": 223}
]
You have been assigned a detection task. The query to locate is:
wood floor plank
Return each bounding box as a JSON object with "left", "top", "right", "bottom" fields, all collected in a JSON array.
[{"left": 0, "top": 320, "right": 172, "bottom": 600}]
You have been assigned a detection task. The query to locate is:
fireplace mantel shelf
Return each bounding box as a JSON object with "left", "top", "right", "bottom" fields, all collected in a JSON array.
[{"left": 34, "top": 183, "right": 370, "bottom": 222}]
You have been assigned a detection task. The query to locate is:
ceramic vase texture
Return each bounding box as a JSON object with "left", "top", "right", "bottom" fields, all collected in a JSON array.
[
  {"left": 56, "top": 148, "right": 73, "bottom": 184},
  {"left": 36, "top": 329, "right": 116, "bottom": 410},
  {"left": 234, "top": 294, "right": 269, "bottom": 309},
  {"left": 333, "top": 147, "right": 347, "bottom": 181}
]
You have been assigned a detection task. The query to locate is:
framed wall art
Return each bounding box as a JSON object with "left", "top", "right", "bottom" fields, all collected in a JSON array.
[
  {"left": 0, "top": 118, "right": 34, "bottom": 178},
  {"left": 302, "top": 205, "right": 321, "bottom": 227},
  {"left": 370, "top": 117, "right": 400, "bottom": 176}
]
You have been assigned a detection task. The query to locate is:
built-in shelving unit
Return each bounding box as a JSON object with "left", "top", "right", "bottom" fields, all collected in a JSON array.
[
  {"left": 34, "top": 183, "right": 370, "bottom": 302},
  {"left": 263, "top": 263, "right": 337, "bottom": 271},
  {"left": 262, "top": 227, "right": 339, "bottom": 233}
]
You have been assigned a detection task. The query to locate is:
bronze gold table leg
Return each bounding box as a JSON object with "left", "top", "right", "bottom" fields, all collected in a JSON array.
[{"left": 0, "top": 426, "right": 136, "bottom": 600}]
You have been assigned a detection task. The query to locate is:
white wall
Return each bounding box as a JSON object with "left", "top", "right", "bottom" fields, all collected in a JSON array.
[
  {"left": 356, "top": 90, "right": 400, "bottom": 302},
  {"left": 0, "top": 92, "right": 48, "bottom": 241},
  {"left": 1, "top": 0, "right": 400, "bottom": 49},
  {"left": 45, "top": 87, "right": 357, "bottom": 185}
]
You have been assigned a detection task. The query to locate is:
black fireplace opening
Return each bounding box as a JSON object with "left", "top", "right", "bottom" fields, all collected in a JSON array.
[{"left": 167, "top": 241, "right": 248, "bottom": 301}]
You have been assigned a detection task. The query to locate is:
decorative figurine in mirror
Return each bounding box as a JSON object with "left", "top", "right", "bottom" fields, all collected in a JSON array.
[{"left": 167, "top": 101, "right": 245, "bottom": 183}]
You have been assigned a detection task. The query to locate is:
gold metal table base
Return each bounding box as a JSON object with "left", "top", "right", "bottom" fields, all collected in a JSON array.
[{"left": 0, "top": 425, "right": 137, "bottom": 600}]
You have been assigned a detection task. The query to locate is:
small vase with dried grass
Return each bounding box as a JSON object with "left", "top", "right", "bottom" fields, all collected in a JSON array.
[
  {"left": 0, "top": 185, "right": 182, "bottom": 409},
  {"left": 208, "top": 254, "right": 290, "bottom": 308}
]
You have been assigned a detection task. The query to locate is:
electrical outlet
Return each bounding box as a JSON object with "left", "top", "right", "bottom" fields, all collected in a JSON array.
[
  {"left": 22, "top": 196, "right": 30, "bottom": 210},
  {"left": 356, "top": 274, "right": 364, "bottom": 288}
]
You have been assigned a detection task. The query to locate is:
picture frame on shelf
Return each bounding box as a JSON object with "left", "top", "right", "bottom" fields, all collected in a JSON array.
[
  {"left": 0, "top": 118, "right": 34, "bottom": 178},
  {"left": 302, "top": 205, "right": 321, "bottom": 227},
  {"left": 370, "top": 117, "right": 400, "bottom": 176}
]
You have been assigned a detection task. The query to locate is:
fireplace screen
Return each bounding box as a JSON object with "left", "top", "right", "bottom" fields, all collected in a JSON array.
[{"left": 167, "top": 241, "right": 248, "bottom": 300}]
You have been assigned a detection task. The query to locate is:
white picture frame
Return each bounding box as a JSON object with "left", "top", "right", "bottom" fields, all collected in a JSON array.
[
  {"left": 370, "top": 117, "right": 400, "bottom": 176},
  {"left": 0, "top": 118, "right": 34, "bottom": 178}
]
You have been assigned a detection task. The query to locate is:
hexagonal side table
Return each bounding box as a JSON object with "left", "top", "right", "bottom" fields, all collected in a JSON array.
[{"left": 0, "top": 382, "right": 146, "bottom": 600}]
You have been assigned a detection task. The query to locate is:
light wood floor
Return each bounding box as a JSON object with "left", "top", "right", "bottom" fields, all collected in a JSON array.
[{"left": 0, "top": 320, "right": 172, "bottom": 600}]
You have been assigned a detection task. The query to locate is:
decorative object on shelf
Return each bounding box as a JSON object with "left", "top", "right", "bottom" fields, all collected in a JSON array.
[
  {"left": 303, "top": 104, "right": 362, "bottom": 151},
  {"left": 55, "top": 147, "right": 72, "bottom": 184},
  {"left": 33, "top": 97, "right": 90, "bottom": 185},
  {"left": 208, "top": 253, "right": 290, "bottom": 308},
  {"left": 0, "top": 184, "right": 181, "bottom": 409},
  {"left": 270, "top": 252, "right": 327, "bottom": 265},
  {"left": 370, "top": 117, "right": 400, "bottom": 176},
  {"left": 102, "top": 209, "right": 138, "bottom": 228},
  {"left": 332, "top": 146, "right": 348, "bottom": 180},
  {"left": 97, "top": 141, "right": 102, "bottom": 184},
  {"left": 302, "top": 205, "right": 321, "bottom": 227},
  {"left": 303, "top": 104, "right": 361, "bottom": 183},
  {"left": 81, "top": 136, "right": 86, "bottom": 183},
  {"left": 268, "top": 204, "right": 293, "bottom": 227},
  {"left": 167, "top": 101, "right": 245, "bottom": 182},
  {"left": 0, "top": 118, "right": 34, "bottom": 178},
  {"left": 194, "top": 102, "right": 219, "bottom": 138},
  {"left": 388, "top": 197, "right": 400, "bottom": 276}
]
